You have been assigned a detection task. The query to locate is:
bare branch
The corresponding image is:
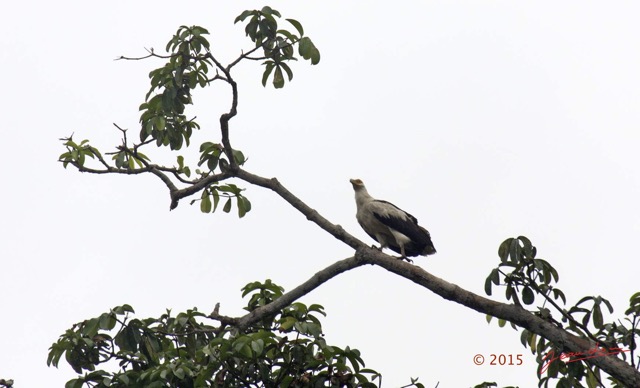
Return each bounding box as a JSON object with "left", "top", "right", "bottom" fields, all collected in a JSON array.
[
  {"left": 116, "top": 48, "right": 175, "bottom": 61},
  {"left": 65, "top": 162, "right": 152, "bottom": 175},
  {"left": 227, "top": 44, "right": 266, "bottom": 71},
  {"left": 209, "top": 303, "right": 239, "bottom": 327},
  {"left": 235, "top": 255, "right": 366, "bottom": 329},
  {"left": 169, "top": 172, "right": 231, "bottom": 210},
  {"left": 235, "top": 168, "right": 361, "bottom": 249},
  {"left": 243, "top": 56, "right": 268, "bottom": 61},
  {"left": 206, "top": 74, "right": 228, "bottom": 84},
  {"left": 205, "top": 53, "right": 238, "bottom": 167}
]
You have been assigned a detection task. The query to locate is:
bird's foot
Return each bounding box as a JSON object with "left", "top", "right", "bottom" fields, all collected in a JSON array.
[{"left": 397, "top": 256, "right": 413, "bottom": 263}]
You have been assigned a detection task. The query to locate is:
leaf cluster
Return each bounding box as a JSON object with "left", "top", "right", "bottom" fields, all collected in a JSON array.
[
  {"left": 48, "top": 280, "right": 385, "bottom": 387},
  {"left": 59, "top": 137, "right": 103, "bottom": 169},
  {"left": 472, "top": 383, "right": 518, "bottom": 388},
  {"left": 484, "top": 236, "right": 640, "bottom": 388},
  {"left": 139, "top": 26, "right": 210, "bottom": 150},
  {"left": 485, "top": 236, "right": 564, "bottom": 307},
  {"left": 235, "top": 6, "right": 320, "bottom": 88},
  {"left": 59, "top": 8, "right": 323, "bottom": 219}
]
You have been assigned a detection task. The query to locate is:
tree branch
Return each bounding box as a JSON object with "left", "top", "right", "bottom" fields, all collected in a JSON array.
[
  {"left": 235, "top": 255, "right": 367, "bottom": 329},
  {"left": 67, "top": 162, "right": 156, "bottom": 176},
  {"left": 169, "top": 172, "right": 232, "bottom": 210},
  {"left": 116, "top": 48, "right": 175, "bottom": 61},
  {"left": 63, "top": 22, "right": 640, "bottom": 385},
  {"left": 206, "top": 53, "right": 238, "bottom": 167},
  {"left": 227, "top": 44, "right": 267, "bottom": 71},
  {"left": 528, "top": 279, "right": 606, "bottom": 347},
  {"left": 229, "top": 243, "right": 640, "bottom": 386},
  {"left": 235, "top": 168, "right": 361, "bottom": 249},
  {"left": 230, "top": 169, "right": 640, "bottom": 385},
  {"left": 363, "top": 248, "right": 640, "bottom": 386}
]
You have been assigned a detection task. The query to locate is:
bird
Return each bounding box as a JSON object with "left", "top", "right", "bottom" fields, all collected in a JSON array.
[{"left": 350, "top": 178, "right": 436, "bottom": 261}]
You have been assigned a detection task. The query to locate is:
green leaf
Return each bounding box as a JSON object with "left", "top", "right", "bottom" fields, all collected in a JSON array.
[
  {"left": 201, "top": 191, "right": 212, "bottom": 213},
  {"left": 99, "top": 313, "right": 116, "bottom": 330},
  {"left": 218, "top": 184, "right": 241, "bottom": 194},
  {"left": 518, "top": 235, "right": 533, "bottom": 256},
  {"left": 115, "top": 152, "right": 125, "bottom": 168},
  {"left": 286, "top": 18, "right": 304, "bottom": 36},
  {"left": 212, "top": 189, "right": 220, "bottom": 212},
  {"left": 223, "top": 198, "right": 232, "bottom": 213},
  {"left": 115, "top": 325, "right": 140, "bottom": 352},
  {"left": 199, "top": 141, "right": 215, "bottom": 152},
  {"left": 174, "top": 367, "right": 185, "bottom": 380},
  {"left": 261, "top": 6, "right": 275, "bottom": 16},
  {"left": 509, "top": 238, "right": 521, "bottom": 263},
  {"left": 280, "top": 62, "right": 293, "bottom": 81},
  {"left": 207, "top": 155, "right": 219, "bottom": 172},
  {"left": 156, "top": 116, "right": 166, "bottom": 131},
  {"left": 522, "top": 286, "right": 535, "bottom": 305},
  {"left": 484, "top": 275, "right": 493, "bottom": 296},
  {"left": 277, "top": 29, "right": 298, "bottom": 44},
  {"left": 234, "top": 10, "right": 254, "bottom": 24},
  {"left": 251, "top": 339, "right": 264, "bottom": 355},
  {"left": 586, "top": 368, "right": 600, "bottom": 388},
  {"left": 232, "top": 149, "right": 246, "bottom": 165},
  {"left": 261, "top": 62, "right": 275, "bottom": 87},
  {"left": 602, "top": 297, "right": 614, "bottom": 313},
  {"left": 245, "top": 18, "right": 259, "bottom": 40},
  {"left": 237, "top": 196, "right": 247, "bottom": 218},
  {"left": 593, "top": 304, "right": 603, "bottom": 328},
  {"left": 113, "top": 304, "right": 134, "bottom": 314},
  {"left": 82, "top": 318, "right": 100, "bottom": 336},
  {"left": 298, "top": 37, "right": 320, "bottom": 65},
  {"left": 65, "top": 379, "right": 84, "bottom": 388},
  {"left": 576, "top": 296, "right": 594, "bottom": 307},
  {"left": 498, "top": 238, "right": 512, "bottom": 262},
  {"left": 273, "top": 66, "right": 284, "bottom": 88},
  {"left": 552, "top": 288, "right": 567, "bottom": 305}
]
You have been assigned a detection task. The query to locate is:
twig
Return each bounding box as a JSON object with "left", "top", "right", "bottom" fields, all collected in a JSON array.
[
  {"left": 116, "top": 48, "right": 176, "bottom": 61},
  {"left": 227, "top": 44, "right": 267, "bottom": 70}
]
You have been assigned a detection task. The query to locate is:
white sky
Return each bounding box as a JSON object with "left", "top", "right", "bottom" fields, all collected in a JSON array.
[{"left": 1, "top": 1, "right": 639, "bottom": 386}]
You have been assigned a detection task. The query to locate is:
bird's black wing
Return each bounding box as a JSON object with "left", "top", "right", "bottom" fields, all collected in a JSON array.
[{"left": 371, "top": 200, "right": 435, "bottom": 256}]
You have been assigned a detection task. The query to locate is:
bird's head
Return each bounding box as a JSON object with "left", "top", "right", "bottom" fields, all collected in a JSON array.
[{"left": 350, "top": 178, "right": 365, "bottom": 190}]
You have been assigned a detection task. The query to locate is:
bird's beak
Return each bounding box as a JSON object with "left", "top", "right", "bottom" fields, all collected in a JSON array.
[{"left": 349, "top": 178, "right": 363, "bottom": 188}]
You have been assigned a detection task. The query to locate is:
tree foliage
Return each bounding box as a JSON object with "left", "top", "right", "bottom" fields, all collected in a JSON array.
[
  {"left": 51, "top": 5, "right": 640, "bottom": 388},
  {"left": 485, "top": 237, "right": 640, "bottom": 387},
  {"left": 47, "top": 280, "right": 396, "bottom": 388}
]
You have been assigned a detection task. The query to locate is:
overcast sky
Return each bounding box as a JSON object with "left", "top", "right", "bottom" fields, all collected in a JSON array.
[{"left": 2, "top": 1, "right": 640, "bottom": 387}]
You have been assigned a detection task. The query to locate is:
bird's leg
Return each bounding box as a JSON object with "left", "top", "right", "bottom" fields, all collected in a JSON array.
[{"left": 397, "top": 245, "right": 413, "bottom": 263}]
